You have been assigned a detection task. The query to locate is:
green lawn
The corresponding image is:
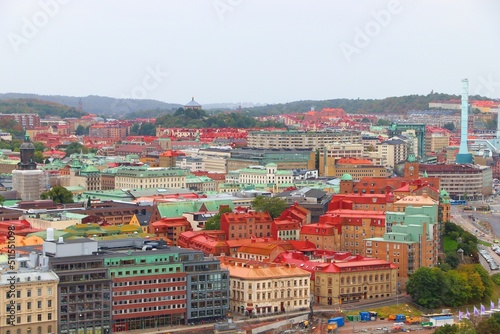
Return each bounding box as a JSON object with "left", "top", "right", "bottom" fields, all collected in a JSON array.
[
  {"left": 443, "top": 236, "right": 458, "bottom": 253},
  {"left": 479, "top": 240, "right": 492, "bottom": 247},
  {"left": 345, "top": 304, "right": 423, "bottom": 318}
]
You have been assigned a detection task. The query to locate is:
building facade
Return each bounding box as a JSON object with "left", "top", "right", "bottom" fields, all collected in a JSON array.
[
  {"left": 114, "top": 167, "right": 188, "bottom": 190},
  {"left": 221, "top": 258, "right": 310, "bottom": 316},
  {"left": 246, "top": 130, "right": 361, "bottom": 150}
]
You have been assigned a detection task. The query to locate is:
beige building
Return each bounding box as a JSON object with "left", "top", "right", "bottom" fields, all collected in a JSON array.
[
  {"left": 425, "top": 131, "right": 450, "bottom": 155},
  {"left": 314, "top": 259, "right": 398, "bottom": 305},
  {"left": 198, "top": 148, "right": 231, "bottom": 173},
  {"left": 247, "top": 130, "right": 361, "bottom": 150},
  {"left": 114, "top": 166, "right": 188, "bottom": 190},
  {"left": 377, "top": 138, "right": 409, "bottom": 168},
  {"left": 221, "top": 258, "right": 310, "bottom": 316},
  {"left": 12, "top": 170, "right": 48, "bottom": 201},
  {"left": 0, "top": 261, "right": 59, "bottom": 334}
]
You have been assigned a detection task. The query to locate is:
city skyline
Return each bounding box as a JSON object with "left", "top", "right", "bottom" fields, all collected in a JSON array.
[{"left": 1, "top": 0, "right": 499, "bottom": 105}]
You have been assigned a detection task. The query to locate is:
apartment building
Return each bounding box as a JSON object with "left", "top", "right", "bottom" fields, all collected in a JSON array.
[
  {"left": 320, "top": 157, "right": 390, "bottom": 179},
  {"left": 227, "top": 147, "right": 315, "bottom": 172},
  {"left": 89, "top": 123, "right": 129, "bottom": 139},
  {"left": 364, "top": 205, "right": 439, "bottom": 286},
  {"left": 0, "top": 259, "right": 59, "bottom": 334},
  {"left": 246, "top": 130, "right": 361, "bottom": 150},
  {"left": 299, "top": 223, "right": 341, "bottom": 251},
  {"left": 221, "top": 258, "right": 310, "bottom": 316},
  {"left": 220, "top": 211, "right": 273, "bottom": 240},
  {"left": 419, "top": 164, "right": 493, "bottom": 199},
  {"left": 377, "top": 138, "right": 409, "bottom": 168},
  {"left": 0, "top": 113, "right": 40, "bottom": 128},
  {"left": 114, "top": 166, "right": 188, "bottom": 190},
  {"left": 40, "top": 236, "right": 230, "bottom": 332}
]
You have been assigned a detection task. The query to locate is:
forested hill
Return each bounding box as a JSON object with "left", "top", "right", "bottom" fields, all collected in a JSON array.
[
  {"left": 0, "top": 93, "right": 181, "bottom": 116},
  {"left": 243, "top": 93, "right": 494, "bottom": 116},
  {"left": 0, "top": 98, "right": 86, "bottom": 118}
]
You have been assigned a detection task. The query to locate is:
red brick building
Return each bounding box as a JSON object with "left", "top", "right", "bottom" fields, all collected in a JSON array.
[
  {"left": 220, "top": 211, "right": 273, "bottom": 240},
  {"left": 149, "top": 217, "right": 193, "bottom": 246}
]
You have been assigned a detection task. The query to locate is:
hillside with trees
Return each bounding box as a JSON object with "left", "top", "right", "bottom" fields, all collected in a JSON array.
[
  {"left": 155, "top": 108, "right": 284, "bottom": 129},
  {"left": 0, "top": 93, "right": 181, "bottom": 117},
  {"left": 243, "top": 92, "right": 496, "bottom": 116},
  {"left": 0, "top": 98, "right": 86, "bottom": 118}
]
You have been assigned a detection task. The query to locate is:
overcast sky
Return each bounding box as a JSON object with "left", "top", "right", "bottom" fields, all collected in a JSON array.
[{"left": 1, "top": 0, "right": 499, "bottom": 105}]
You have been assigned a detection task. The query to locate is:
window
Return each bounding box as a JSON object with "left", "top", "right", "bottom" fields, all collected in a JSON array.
[
  {"left": 27, "top": 302, "right": 32, "bottom": 310},
  {"left": 27, "top": 290, "right": 31, "bottom": 297}
]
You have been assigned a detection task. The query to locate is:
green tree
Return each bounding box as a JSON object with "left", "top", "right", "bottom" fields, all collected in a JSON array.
[
  {"left": 64, "top": 142, "right": 89, "bottom": 157},
  {"left": 251, "top": 195, "right": 288, "bottom": 219},
  {"left": 443, "top": 122, "right": 456, "bottom": 131},
  {"left": 406, "top": 267, "right": 445, "bottom": 308},
  {"left": 477, "top": 315, "right": 500, "bottom": 334},
  {"left": 130, "top": 123, "right": 140, "bottom": 135},
  {"left": 0, "top": 194, "right": 5, "bottom": 207},
  {"left": 204, "top": 206, "right": 233, "bottom": 230},
  {"left": 441, "top": 270, "right": 472, "bottom": 307},
  {"left": 75, "top": 124, "right": 86, "bottom": 135},
  {"left": 444, "top": 252, "right": 460, "bottom": 269},
  {"left": 34, "top": 151, "right": 44, "bottom": 163},
  {"left": 40, "top": 186, "right": 74, "bottom": 204},
  {"left": 138, "top": 122, "right": 156, "bottom": 136}
]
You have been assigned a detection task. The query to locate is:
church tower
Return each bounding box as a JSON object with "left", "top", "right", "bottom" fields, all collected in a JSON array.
[
  {"left": 13, "top": 133, "right": 46, "bottom": 200},
  {"left": 18, "top": 134, "right": 37, "bottom": 170},
  {"left": 403, "top": 153, "right": 419, "bottom": 179}
]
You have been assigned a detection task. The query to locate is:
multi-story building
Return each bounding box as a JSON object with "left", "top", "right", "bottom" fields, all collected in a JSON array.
[
  {"left": 299, "top": 223, "right": 341, "bottom": 251},
  {"left": 419, "top": 164, "right": 493, "bottom": 199},
  {"left": 44, "top": 239, "right": 112, "bottom": 334},
  {"left": 318, "top": 143, "right": 365, "bottom": 175},
  {"left": 425, "top": 127, "right": 451, "bottom": 155},
  {"left": 320, "top": 157, "right": 390, "bottom": 179},
  {"left": 227, "top": 148, "right": 315, "bottom": 172},
  {"left": 364, "top": 205, "right": 439, "bottom": 287},
  {"left": 0, "top": 113, "right": 41, "bottom": 128},
  {"left": 41, "top": 235, "right": 230, "bottom": 332},
  {"left": 319, "top": 209, "right": 386, "bottom": 255},
  {"left": 377, "top": 138, "right": 409, "bottom": 168},
  {"left": 185, "top": 175, "right": 217, "bottom": 192},
  {"left": 220, "top": 211, "right": 273, "bottom": 240},
  {"left": 114, "top": 166, "right": 188, "bottom": 190},
  {"left": 176, "top": 156, "right": 204, "bottom": 172},
  {"left": 314, "top": 258, "right": 398, "bottom": 305},
  {"left": 276, "top": 188, "right": 333, "bottom": 223},
  {"left": 221, "top": 258, "right": 310, "bottom": 316},
  {"left": 197, "top": 148, "right": 231, "bottom": 173},
  {"left": 0, "top": 259, "right": 59, "bottom": 334},
  {"left": 246, "top": 130, "right": 361, "bottom": 150},
  {"left": 225, "top": 163, "right": 293, "bottom": 187},
  {"left": 271, "top": 204, "right": 310, "bottom": 241},
  {"left": 150, "top": 217, "right": 193, "bottom": 246},
  {"left": 89, "top": 123, "right": 129, "bottom": 139}
]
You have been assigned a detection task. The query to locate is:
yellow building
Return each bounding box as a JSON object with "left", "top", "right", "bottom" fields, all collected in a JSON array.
[
  {"left": 314, "top": 258, "right": 398, "bottom": 306},
  {"left": 220, "top": 258, "right": 310, "bottom": 316},
  {"left": 0, "top": 260, "right": 59, "bottom": 334}
]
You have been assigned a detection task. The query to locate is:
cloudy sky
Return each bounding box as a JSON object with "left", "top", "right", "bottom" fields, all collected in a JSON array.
[{"left": 1, "top": 0, "right": 499, "bottom": 105}]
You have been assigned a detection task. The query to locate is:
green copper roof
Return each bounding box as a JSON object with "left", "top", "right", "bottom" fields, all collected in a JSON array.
[{"left": 340, "top": 173, "right": 353, "bottom": 181}]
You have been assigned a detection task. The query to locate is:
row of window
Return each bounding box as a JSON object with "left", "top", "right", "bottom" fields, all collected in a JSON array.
[
  {"left": 112, "top": 304, "right": 186, "bottom": 314},
  {"left": 113, "top": 287, "right": 183, "bottom": 296},
  {"left": 5, "top": 326, "right": 52, "bottom": 334},
  {"left": 6, "top": 300, "right": 52, "bottom": 312},
  {"left": 233, "top": 279, "right": 307, "bottom": 289},
  {"left": 5, "top": 287, "right": 53, "bottom": 299},
  {"left": 113, "top": 295, "right": 186, "bottom": 305},
  {"left": 113, "top": 277, "right": 185, "bottom": 286}
]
